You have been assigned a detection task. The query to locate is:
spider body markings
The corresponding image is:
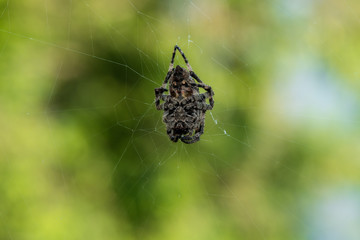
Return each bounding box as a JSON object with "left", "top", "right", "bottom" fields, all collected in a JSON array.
[{"left": 155, "top": 45, "right": 214, "bottom": 144}]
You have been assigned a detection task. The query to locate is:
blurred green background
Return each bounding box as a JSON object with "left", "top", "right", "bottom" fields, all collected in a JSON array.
[{"left": 1, "top": 0, "right": 360, "bottom": 239}]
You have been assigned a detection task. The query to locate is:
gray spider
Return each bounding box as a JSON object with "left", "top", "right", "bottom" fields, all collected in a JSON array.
[{"left": 155, "top": 45, "right": 214, "bottom": 144}]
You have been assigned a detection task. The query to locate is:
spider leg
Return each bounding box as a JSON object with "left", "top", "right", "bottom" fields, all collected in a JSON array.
[
  {"left": 173, "top": 45, "right": 193, "bottom": 71},
  {"left": 155, "top": 67, "right": 174, "bottom": 110},
  {"left": 171, "top": 135, "right": 180, "bottom": 142},
  {"left": 167, "top": 129, "right": 180, "bottom": 142},
  {"left": 155, "top": 102, "right": 164, "bottom": 110},
  {"left": 155, "top": 88, "right": 168, "bottom": 110},
  {"left": 161, "top": 68, "right": 174, "bottom": 88},
  {"left": 169, "top": 46, "right": 176, "bottom": 70},
  {"left": 189, "top": 71, "right": 203, "bottom": 83},
  {"left": 181, "top": 124, "right": 204, "bottom": 144},
  {"left": 193, "top": 83, "right": 215, "bottom": 110}
]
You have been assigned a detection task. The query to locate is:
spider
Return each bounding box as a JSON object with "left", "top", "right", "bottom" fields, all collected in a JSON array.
[{"left": 155, "top": 45, "right": 214, "bottom": 144}]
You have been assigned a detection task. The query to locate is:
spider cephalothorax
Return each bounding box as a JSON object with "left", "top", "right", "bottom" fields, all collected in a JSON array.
[{"left": 155, "top": 45, "right": 214, "bottom": 144}]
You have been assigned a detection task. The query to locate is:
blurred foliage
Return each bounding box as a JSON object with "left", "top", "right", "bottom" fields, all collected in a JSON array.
[{"left": 1, "top": 0, "right": 360, "bottom": 239}]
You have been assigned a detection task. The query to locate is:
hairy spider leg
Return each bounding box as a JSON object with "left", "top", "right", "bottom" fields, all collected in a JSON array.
[
  {"left": 161, "top": 70, "right": 173, "bottom": 88},
  {"left": 155, "top": 87, "right": 169, "bottom": 110},
  {"left": 170, "top": 45, "right": 193, "bottom": 72},
  {"left": 194, "top": 83, "right": 215, "bottom": 110},
  {"left": 155, "top": 66, "right": 175, "bottom": 110},
  {"left": 169, "top": 130, "right": 181, "bottom": 142},
  {"left": 181, "top": 123, "right": 204, "bottom": 144},
  {"left": 189, "top": 71, "right": 203, "bottom": 83}
]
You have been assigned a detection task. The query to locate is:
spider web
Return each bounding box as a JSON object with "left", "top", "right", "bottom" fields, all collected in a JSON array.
[{"left": 1, "top": 0, "right": 360, "bottom": 239}]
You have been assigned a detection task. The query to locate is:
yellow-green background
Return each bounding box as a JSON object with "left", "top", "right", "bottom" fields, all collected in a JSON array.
[{"left": 1, "top": 0, "right": 359, "bottom": 239}]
